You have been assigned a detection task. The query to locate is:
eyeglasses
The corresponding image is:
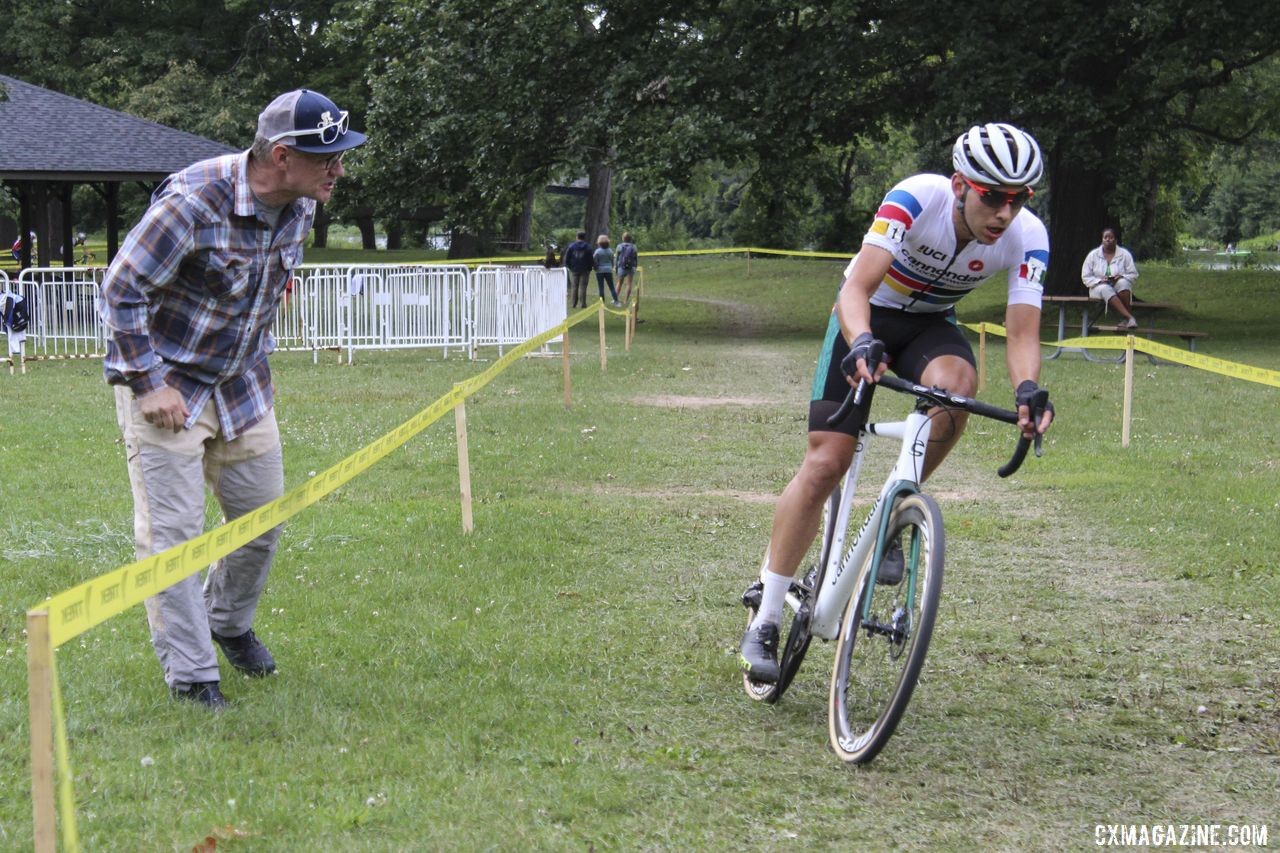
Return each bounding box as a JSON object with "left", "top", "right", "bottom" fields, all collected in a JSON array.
[
  {"left": 288, "top": 149, "right": 346, "bottom": 172},
  {"left": 962, "top": 176, "right": 1033, "bottom": 209},
  {"left": 268, "top": 109, "right": 350, "bottom": 145}
]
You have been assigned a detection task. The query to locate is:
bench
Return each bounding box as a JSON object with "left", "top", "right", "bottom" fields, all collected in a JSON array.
[{"left": 1041, "top": 294, "right": 1199, "bottom": 363}]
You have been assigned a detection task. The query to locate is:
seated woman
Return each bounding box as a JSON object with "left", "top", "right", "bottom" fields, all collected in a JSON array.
[{"left": 1081, "top": 226, "right": 1139, "bottom": 329}]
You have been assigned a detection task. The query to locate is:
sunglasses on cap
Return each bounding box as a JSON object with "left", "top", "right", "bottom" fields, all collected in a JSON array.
[
  {"left": 268, "top": 110, "right": 350, "bottom": 145},
  {"left": 962, "top": 175, "right": 1033, "bottom": 209}
]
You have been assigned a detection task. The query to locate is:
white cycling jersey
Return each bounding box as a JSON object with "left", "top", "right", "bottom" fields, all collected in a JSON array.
[{"left": 847, "top": 173, "right": 1049, "bottom": 313}]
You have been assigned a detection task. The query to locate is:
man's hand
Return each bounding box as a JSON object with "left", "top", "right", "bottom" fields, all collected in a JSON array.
[
  {"left": 137, "top": 386, "right": 189, "bottom": 433},
  {"left": 1014, "top": 379, "right": 1053, "bottom": 439},
  {"left": 840, "top": 332, "right": 886, "bottom": 386}
]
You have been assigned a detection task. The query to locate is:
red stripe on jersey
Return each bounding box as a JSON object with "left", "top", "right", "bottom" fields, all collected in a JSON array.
[{"left": 875, "top": 203, "right": 914, "bottom": 228}]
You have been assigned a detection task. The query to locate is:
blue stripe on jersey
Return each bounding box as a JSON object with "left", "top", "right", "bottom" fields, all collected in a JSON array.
[
  {"left": 883, "top": 189, "right": 923, "bottom": 219},
  {"left": 1025, "top": 248, "right": 1049, "bottom": 264}
]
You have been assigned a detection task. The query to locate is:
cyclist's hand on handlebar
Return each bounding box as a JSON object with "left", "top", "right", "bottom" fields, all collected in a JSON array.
[
  {"left": 1014, "top": 379, "right": 1054, "bottom": 440},
  {"left": 840, "top": 333, "right": 887, "bottom": 386}
]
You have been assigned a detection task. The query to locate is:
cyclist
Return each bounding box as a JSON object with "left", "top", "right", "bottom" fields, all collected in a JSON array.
[{"left": 740, "top": 123, "right": 1056, "bottom": 683}]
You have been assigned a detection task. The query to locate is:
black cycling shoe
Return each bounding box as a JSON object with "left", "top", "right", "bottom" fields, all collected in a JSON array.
[
  {"left": 876, "top": 540, "right": 905, "bottom": 586},
  {"left": 171, "top": 681, "right": 229, "bottom": 710},
  {"left": 739, "top": 622, "right": 781, "bottom": 684},
  {"left": 211, "top": 629, "right": 277, "bottom": 677}
]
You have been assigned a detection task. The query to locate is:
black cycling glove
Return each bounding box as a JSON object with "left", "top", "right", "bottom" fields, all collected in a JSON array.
[
  {"left": 1015, "top": 379, "right": 1055, "bottom": 422},
  {"left": 840, "top": 332, "right": 881, "bottom": 378}
]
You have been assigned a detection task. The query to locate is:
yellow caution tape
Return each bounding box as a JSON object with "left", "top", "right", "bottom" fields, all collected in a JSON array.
[{"left": 962, "top": 322, "right": 1280, "bottom": 389}]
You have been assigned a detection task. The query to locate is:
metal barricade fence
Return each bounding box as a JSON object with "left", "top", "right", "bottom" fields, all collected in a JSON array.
[
  {"left": 7, "top": 262, "right": 566, "bottom": 365},
  {"left": 472, "top": 266, "right": 566, "bottom": 356},
  {"left": 379, "top": 265, "right": 471, "bottom": 358},
  {"left": 291, "top": 264, "right": 473, "bottom": 362},
  {"left": 17, "top": 267, "right": 107, "bottom": 357}
]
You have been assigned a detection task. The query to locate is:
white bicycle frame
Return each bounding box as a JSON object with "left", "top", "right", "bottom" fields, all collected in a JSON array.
[{"left": 794, "top": 409, "right": 933, "bottom": 641}]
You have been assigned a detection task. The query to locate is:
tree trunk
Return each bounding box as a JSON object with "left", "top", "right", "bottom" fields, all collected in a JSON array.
[
  {"left": 506, "top": 187, "right": 534, "bottom": 250},
  {"left": 312, "top": 203, "right": 329, "bottom": 248},
  {"left": 356, "top": 212, "right": 377, "bottom": 250},
  {"left": 386, "top": 219, "right": 403, "bottom": 251},
  {"left": 1044, "top": 150, "right": 1110, "bottom": 297},
  {"left": 448, "top": 226, "right": 479, "bottom": 259},
  {"left": 584, "top": 161, "right": 613, "bottom": 242}
]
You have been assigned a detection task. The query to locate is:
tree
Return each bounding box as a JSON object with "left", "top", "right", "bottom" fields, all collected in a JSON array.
[
  {"left": 0, "top": 0, "right": 379, "bottom": 235},
  {"left": 354, "top": 1, "right": 610, "bottom": 255},
  {"left": 901, "top": 0, "right": 1280, "bottom": 293}
]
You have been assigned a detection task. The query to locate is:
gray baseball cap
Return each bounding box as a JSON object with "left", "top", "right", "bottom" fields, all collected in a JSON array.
[{"left": 257, "top": 89, "right": 367, "bottom": 154}]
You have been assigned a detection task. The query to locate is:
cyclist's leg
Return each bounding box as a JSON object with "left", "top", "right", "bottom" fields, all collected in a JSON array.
[
  {"left": 741, "top": 314, "right": 859, "bottom": 682},
  {"left": 916, "top": 355, "right": 975, "bottom": 480},
  {"left": 741, "top": 430, "right": 854, "bottom": 683},
  {"left": 755, "top": 310, "right": 864, "bottom": 626},
  {"left": 761, "top": 431, "right": 856, "bottom": 593}
]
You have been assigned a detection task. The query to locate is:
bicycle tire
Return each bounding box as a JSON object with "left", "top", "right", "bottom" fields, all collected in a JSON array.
[
  {"left": 827, "top": 491, "right": 944, "bottom": 764},
  {"left": 741, "top": 485, "right": 841, "bottom": 703}
]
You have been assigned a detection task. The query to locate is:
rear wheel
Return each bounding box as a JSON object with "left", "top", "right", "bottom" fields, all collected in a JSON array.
[{"left": 828, "top": 492, "right": 944, "bottom": 764}]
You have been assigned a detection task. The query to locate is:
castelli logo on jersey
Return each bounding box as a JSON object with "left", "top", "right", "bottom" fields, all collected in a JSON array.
[{"left": 968, "top": 260, "right": 985, "bottom": 272}]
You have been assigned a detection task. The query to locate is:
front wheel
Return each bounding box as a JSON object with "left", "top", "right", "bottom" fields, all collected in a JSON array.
[{"left": 828, "top": 492, "right": 944, "bottom": 764}]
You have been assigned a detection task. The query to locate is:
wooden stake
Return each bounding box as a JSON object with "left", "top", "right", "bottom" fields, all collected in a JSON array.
[
  {"left": 635, "top": 268, "right": 643, "bottom": 325},
  {"left": 28, "top": 610, "right": 55, "bottom": 853},
  {"left": 562, "top": 326, "right": 571, "bottom": 409},
  {"left": 1122, "top": 335, "right": 1135, "bottom": 447},
  {"left": 598, "top": 301, "right": 607, "bottom": 373},
  {"left": 454, "top": 398, "right": 474, "bottom": 532}
]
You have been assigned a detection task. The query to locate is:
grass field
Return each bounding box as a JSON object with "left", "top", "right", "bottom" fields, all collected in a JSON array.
[{"left": 1, "top": 255, "right": 1276, "bottom": 850}]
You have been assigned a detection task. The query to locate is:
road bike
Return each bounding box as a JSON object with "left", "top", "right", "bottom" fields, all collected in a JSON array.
[{"left": 741, "top": 357, "right": 1049, "bottom": 764}]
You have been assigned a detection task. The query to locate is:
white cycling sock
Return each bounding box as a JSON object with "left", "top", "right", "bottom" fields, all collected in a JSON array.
[{"left": 752, "top": 570, "right": 792, "bottom": 628}]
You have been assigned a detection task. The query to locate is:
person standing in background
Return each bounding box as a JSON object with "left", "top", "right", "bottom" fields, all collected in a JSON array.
[
  {"left": 615, "top": 232, "right": 639, "bottom": 305},
  {"left": 593, "top": 234, "right": 621, "bottom": 307},
  {"left": 562, "top": 230, "right": 593, "bottom": 308}
]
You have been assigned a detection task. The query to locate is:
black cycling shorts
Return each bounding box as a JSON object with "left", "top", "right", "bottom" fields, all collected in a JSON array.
[{"left": 808, "top": 305, "right": 975, "bottom": 435}]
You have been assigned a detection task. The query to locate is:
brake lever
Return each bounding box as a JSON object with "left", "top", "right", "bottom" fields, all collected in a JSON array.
[{"left": 1029, "top": 389, "right": 1049, "bottom": 458}]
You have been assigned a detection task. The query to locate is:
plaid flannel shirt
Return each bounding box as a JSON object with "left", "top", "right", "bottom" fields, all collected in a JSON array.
[{"left": 100, "top": 153, "right": 314, "bottom": 440}]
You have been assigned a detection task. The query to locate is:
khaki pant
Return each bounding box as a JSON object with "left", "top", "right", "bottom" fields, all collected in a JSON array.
[{"left": 115, "top": 386, "right": 284, "bottom": 689}]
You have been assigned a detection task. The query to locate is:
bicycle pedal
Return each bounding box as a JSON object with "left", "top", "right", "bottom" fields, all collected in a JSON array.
[{"left": 740, "top": 580, "right": 763, "bottom": 610}]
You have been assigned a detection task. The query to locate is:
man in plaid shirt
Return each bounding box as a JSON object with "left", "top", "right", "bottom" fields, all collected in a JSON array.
[{"left": 100, "top": 89, "right": 367, "bottom": 709}]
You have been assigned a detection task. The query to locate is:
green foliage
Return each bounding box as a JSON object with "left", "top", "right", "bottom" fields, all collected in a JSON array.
[
  {"left": 3, "top": 0, "right": 1280, "bottom": 261},
  {"left": 888, "top": 0, "right": 1280, "bottom": 285},
  {"left": 1185, "top": 135, "right": 1280, "bottom": 246},
  {"left": 0, "top": 0, "right": 380, "bottom": 232}
]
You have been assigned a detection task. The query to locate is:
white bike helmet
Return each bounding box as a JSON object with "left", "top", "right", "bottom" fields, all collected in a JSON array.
[{"left": 952, "top": 123, "right": 1044, "bottom": 187}]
